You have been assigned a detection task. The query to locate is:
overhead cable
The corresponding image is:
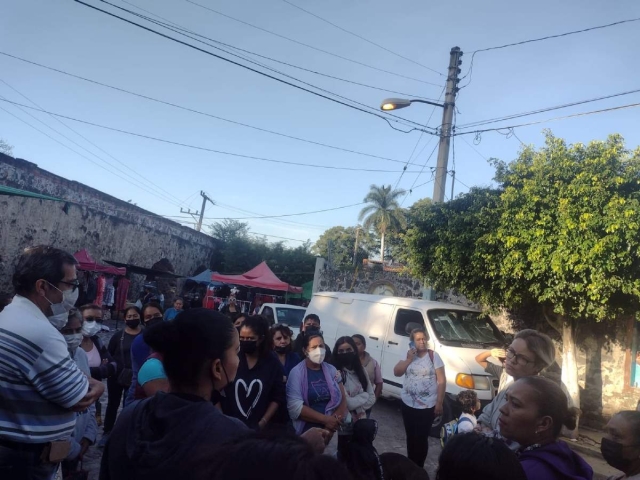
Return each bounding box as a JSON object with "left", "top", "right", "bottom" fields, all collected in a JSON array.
[
  {"left": 120, "top": 0, "right": 439, "bottom": 100},
  {"left": 73, "top": 1, "right": 434, "bottom": 134},
  {"left": 0, "top": 98, "right": 436, "bottom": 173},
  {"left": 184, "top": 0, "right": 439, "bottom": 86},
  {"left": 453, "top": 101, "right": 640, "bottom": 136},
  {"left": 0, "top": 52, "right": 432, "bottom": 167},
  {"left": 280, "top": 0, "right": 443, "bottom": 76},
  {"left": 457, "top": 87, "right": 640, "bottom": 129},
  {"left": 0, "top": 78, "right": 187, "bottom": 208},
  {"left": 106, "top": 2, "right": 434, "bottom": 132},
  {"left": 472, "top": 17, "right": 640, "bottom": 54}
]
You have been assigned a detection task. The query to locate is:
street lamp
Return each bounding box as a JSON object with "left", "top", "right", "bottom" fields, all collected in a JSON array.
[{"left": 380, "top": 98, "right": 445, "bottom": 111}]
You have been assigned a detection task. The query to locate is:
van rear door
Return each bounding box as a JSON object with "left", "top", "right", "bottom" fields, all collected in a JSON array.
[{"left": 381, "top": 307, "right": 426, "bottom": 394}]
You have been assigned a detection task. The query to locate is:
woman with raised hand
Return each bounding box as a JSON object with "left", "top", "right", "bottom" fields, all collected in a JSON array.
[{"left": 393, "top": 327, "right": 446, "bottom": 468}]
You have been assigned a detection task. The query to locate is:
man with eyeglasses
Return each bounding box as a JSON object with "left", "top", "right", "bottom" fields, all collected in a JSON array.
[{"left": 0, "top": 246, "right": 105, "bottom": 479}]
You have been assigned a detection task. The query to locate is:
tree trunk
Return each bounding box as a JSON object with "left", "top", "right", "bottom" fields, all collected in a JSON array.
[
  {"left": 380, "top": 231, "right": 385, "bottom": 264},
  {"left": 561, "top": 317, "right": 580, "bottom": 439}
]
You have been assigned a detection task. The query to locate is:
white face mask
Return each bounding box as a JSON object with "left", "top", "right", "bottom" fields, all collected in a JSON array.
[
  {"left": 64, "top": 333, "right": 83, "bottom": 351},
  {"left": 44, "top": 282, "right": 78, "bottom": 329},
  {"left": 307, "top": 347, "right": 326, "bottom": 365},
  {"left": 82, "top": 321, "right": 101, "bottom": 337}
]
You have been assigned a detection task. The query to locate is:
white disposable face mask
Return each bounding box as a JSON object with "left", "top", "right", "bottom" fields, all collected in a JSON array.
[
  {"left": 307, "top": 347, "right": 326, "bottom": 365},
  {"left": 44, "top": 282, "right": 78, "bottom": 329},
  {"left": 82, "top": 321, "right": 101, "bottom": 337},
  {"left": 64, "top": 333, "right": 83, "bottom": 351}
]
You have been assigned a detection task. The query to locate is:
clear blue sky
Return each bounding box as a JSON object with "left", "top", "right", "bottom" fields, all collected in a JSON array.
[{"left": 2, "top": 0, "right": 639, "bottom": 246}]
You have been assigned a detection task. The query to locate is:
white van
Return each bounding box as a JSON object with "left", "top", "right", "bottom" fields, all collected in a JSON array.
[
  {"left": 258, "top": 303, "right": 306, "bottom": 336},
  {"left": 305, "top": 292, "right": 506, "bottom": 435}
]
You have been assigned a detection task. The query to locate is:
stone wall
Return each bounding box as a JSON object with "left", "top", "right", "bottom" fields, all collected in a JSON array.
[
  {"left": 0, "top": 155, "right": 220, "bottom": 298},
  {"left": 316, "top": 265, "right": 424, "bottom": 297}
]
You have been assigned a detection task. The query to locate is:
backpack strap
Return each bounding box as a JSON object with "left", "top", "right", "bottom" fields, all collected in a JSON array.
[
  {"left": 428, "top": 349, "right": 434, "bottom": 364},
  {"left": 458, "top": 416, "right": 473, "bottom": 424}
]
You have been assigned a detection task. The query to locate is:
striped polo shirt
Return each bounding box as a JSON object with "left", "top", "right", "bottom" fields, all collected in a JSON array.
[{"left": 0, "top": 295, "right": 89, "bottom": 443}]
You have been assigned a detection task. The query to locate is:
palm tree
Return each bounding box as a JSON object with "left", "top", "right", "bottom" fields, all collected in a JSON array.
[{"left": 358, "top": 185, "right": 407, "bottom": 264}]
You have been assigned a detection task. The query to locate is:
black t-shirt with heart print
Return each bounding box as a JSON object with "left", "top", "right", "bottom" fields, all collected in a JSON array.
[{"left": 221, "top": 352, "right": 286, "bottom": 430}]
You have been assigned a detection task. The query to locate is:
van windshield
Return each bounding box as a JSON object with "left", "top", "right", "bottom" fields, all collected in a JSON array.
[
  {"left": 275, "top": 308, "right": 306, "bottom": 329},
  {"left": 427, "top": 309, "right": 504, "bottom": 347}
]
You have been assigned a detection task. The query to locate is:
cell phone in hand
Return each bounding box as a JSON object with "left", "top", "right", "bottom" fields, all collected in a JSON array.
[{"left": 409, "top": 341, "right": 415, "bottom": 350}]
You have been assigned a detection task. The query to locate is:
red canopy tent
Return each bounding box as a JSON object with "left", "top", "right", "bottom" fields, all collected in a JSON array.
[
  {"left": 74, "top": 249, "right": 126, "bottom": 276},
  {"left": 211, "top": 261, "right": 302, "bottom": 294}
]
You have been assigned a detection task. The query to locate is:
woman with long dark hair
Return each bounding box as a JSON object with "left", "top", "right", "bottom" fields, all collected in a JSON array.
[
  {"left": 101, "top": 305, "right": 142, "bottom": 447},
  {"left": 271, "top": 324, "right": 301, "bottom": 379},
  {"left": 221, "top": 315, "right": 286, "bottom": 431},
  {"left": 331, "top": 336, "right": 375, "bottom": 459}
]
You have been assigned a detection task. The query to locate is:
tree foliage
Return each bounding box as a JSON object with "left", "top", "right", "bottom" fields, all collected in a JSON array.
[
  {"left": 208, "top": 220, "right": 315, "bottom": 286},
  {"left": 312, "top": 226, "right": 374, "bottom": 269},
  {"left": 405, "top": 132, "right": 640, "bottom": 414},
  {"left": 0, "top": 138, "right": 13, "bottom": 157},
  {"left": 358, "top": 185, "right": 407, "bottom": 262}
]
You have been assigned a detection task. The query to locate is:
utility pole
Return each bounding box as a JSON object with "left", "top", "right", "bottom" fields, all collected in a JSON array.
[
  {"left": 353, "top": 227, "right": 361, "bottom": 266},
  {"left": 433, "top": 47, "right": 463, "bottom": 203},
  {"left": 196, "top": 191, "right": 215, "bottom": 232}
]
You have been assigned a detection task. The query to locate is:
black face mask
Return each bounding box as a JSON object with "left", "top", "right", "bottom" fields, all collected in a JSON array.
[
  {"left": 336, "top": 351, "right": 357, "bottom": 367},
  {"left": 304, "top": 326, "right": 322, "bottom": 336},
  {"left": 275, "top": 345, "right": 289, "bottom": 354},
  {"left": 601, "top": 437, "right": 635, "bottom": 471},
  {"left": 240, "top": 340, "right": 258, "bottom": 355},
  {"left": 125, "top": 320, "right": 141, "bottom": 329}
]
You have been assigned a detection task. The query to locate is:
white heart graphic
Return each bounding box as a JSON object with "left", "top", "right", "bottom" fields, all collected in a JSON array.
[{"left": 235, "top": 378, "right": 263, "bottom": 419}]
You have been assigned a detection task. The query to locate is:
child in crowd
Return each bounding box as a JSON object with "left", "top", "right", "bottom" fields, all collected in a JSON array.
[{"left": 456, "top": 390, "right": 480, "bottom": 434}]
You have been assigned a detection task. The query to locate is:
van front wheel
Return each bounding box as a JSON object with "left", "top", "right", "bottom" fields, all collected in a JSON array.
[{"left": 430, "top": 397, "right": 452, "bottom": 438}]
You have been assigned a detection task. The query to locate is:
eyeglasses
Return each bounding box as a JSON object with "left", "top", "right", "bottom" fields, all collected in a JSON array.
[
  {"left": 506, "top": 347, "right": 534, "bottom": 366},
  {"left": 59, "top": 280, "right": 80, "bottom": 292},
  {"left": 84, "top": 316, "right": 103, "bottom": 322}
]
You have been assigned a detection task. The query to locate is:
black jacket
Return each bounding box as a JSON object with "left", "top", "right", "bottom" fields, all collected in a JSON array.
[
  {"left": 100, "top": 392, "right": 247, "bottom": 480},
  {"left": 221, "top": 353, "right": 285, "bottom": 430}
]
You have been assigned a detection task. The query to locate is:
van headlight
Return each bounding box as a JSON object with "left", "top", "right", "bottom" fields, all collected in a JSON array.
[{"left": 455, "top": 374, "right": 491, "bottom": 390}]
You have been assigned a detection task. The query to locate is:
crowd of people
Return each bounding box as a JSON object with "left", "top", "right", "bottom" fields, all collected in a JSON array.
[{"left": 0, "top": 245, "right": 639, "bottom": 480}]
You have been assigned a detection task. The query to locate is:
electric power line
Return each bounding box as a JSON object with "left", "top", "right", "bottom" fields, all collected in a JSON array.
[
  {"left": 472, "top": 16, "right": 640, "bottom": 55},
  {"left": 280, "top": 0, "right": 443, "bottom": 76},
  {"left": 0, "top": 78, "right": 188, "bottom": 208},
  {"left": 453, "top": 101, "right": 640, "bottom": 136},
  {"left": 0, "top": 98, "right": 437, "bottom": 174},
  {"left": 0, "top": 103, "right": 183, "bottom": 208},
  {"left": 250, "top": 231, "right": 308, "bottom": 243},
  {"left": 400, "top": 142, "right": 439, "bottom": 206},
  {"left": 105, "top": 2, "right": 435, "bottom": 133},
  {"left": 184, "top": 0, "right": 440, "bottom": 86},
  {"left": 0, "top": 51, "right": 431, "bottom": 168},
  {"left": 73, "top": 0, "right": 434, "bottom": 134},
  {"left": 457, "top": 87, "right": 640, "bottom": 129},
  {"left": 121, "top": 0, "right": 439, "bottom": 101}
]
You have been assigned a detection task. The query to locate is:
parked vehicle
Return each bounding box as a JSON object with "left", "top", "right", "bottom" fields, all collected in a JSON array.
[
  {"left": 304, "top": 292, "right": 506, "bottom": 436},
  {"left": 258, "top": 303, "right": 306, "bottom": 335}
]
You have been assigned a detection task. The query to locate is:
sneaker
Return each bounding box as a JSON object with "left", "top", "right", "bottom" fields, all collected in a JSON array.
[{"left": 98, "top": 433, "right": 110, "bottom": 448}]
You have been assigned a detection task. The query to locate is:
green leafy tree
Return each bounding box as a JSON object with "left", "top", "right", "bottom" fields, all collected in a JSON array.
[
  {"left": 358, "top": 185, "right": 407, "bottom": 263},
  {"left": 406, "top": 133, "right": 640, "bottom": 423},
  {"left": 209, "top": 219, "right": 250, "bottom": 243},
  {"left": 313, "top": 226, "right": 373, "bottom": 269}
]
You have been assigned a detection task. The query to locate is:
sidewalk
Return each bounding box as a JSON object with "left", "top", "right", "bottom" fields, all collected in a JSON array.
[{"left": 563, "top": 427, "right": 618, "bottom": 480}]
